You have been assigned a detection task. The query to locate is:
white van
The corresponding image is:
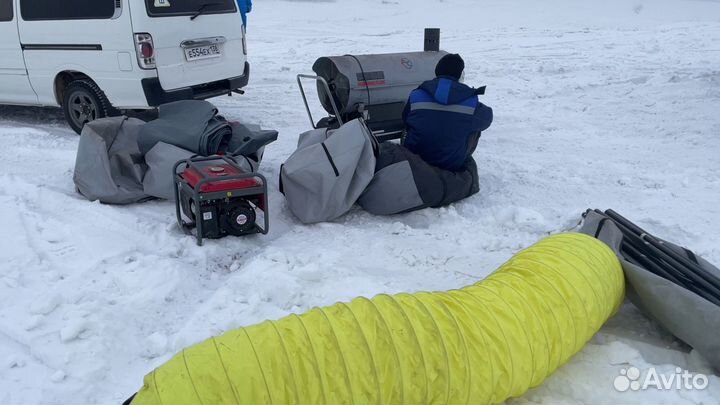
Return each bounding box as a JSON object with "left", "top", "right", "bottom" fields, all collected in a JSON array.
[{"left": 0, "top": 0, "right": 249, "bottom": 133}]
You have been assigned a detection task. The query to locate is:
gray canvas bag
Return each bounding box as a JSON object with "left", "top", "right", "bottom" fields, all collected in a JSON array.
[
  {"left": 137, "top": 100, "right": 232, "bottom": 156},
  {"left": 359, "top": 142, "right": 479, "bottom": 215},
  {"left": 580, "top": 210, "right": 720, "bottom": 370},
  {"left": 143, "top": 142, "right": 263, "bottom": 201},
  {"left": 227, "top": 122, "right": 279, "bottom": 160},
  {"left": 142, "top": 142, "right": 194, "bottom": 201},
  {"left": 280, "top": 119, "right": 377, "bottom": 224},
  {"left": 143, "top": 122, "right": 278, "bottom": 201},
  {"left": 74, "top": 116, "right": 149, "bottom": 204}
]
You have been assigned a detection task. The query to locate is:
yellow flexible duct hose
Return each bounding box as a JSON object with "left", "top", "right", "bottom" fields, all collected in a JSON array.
[{"left": 130, "top": 233, "right": 624, "bottom": 405}]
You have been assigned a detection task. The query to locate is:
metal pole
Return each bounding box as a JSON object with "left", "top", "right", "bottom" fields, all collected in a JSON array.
[
  {"left": 606, "top": 209, "right": 720, "bottom": 290},
  {"left": 602, "top": 209, "right": 720, "bottom": 304}
]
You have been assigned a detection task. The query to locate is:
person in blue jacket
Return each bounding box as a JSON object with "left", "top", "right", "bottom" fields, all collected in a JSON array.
[
  {"left": 402, "top": 53, "right": 493, "bottom": 172},
  {"left": 236, "top": 0, "right": 252, "bottom": 29}
]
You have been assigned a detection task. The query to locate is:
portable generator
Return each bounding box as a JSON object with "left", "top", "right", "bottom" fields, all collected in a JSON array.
[
  {"left": 297, "top": 29, "right": 448, "bottom": 142},
  {"left": 173, "top": 155, "right": 268, "bottom": 246}
]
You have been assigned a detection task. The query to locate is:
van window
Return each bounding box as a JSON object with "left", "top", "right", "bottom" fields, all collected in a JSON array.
[
  {"left": 20, "top": 0, "right": 116, "bottom": 21},
  {"left": 0, "top": 0, "right": 12, "bottom": 22},
  {"left": 145, "top": 0, "right": 236, "bottom": 17}
]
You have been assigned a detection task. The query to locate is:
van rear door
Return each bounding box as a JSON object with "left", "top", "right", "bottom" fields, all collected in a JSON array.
[
  {"left": 132, "top": 0, "right": 246, "bottom": 91},
  {"left": 0, "top": 0, "right": 37, "bottom": 104}
]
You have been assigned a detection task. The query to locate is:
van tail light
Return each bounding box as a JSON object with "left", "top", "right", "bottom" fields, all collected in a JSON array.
[{"left": 134, "top": 33, "right": 156, "bottom": 69}]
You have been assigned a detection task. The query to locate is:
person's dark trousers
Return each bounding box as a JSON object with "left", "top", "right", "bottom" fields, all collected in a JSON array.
[{"left": 432, "top": 157, "right": 479, "bottom": 208}]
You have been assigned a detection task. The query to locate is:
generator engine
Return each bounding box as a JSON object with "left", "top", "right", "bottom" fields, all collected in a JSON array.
[{"left": 174, "top": 155, "right": 268, "bottom": 246}]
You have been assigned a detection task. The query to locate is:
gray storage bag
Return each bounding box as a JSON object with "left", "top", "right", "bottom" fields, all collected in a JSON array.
[
  {"left": 142, "top": 142, "right": 194, "bottom": 200},
  {"left": 136, "top": 100, "right": 232, "bottom": 156},
  {"left": 580, "top": 211, "right": 720, "bottom": 370},
  {"left": 143, "top": 142, "right": 264, "bottom": 201},
  {"left": 74, "top": 116, "right": 149, "bottom": 204},
  {"left": 359, "top": 142, "right": 479, "bottom": 215},
  {"left": 143, "top": 122, "right": 279, "bottom": 201},
  {"left": 227, "top": 122, "right": 279, "bottom": 161},
  {"left": 280, "top": 119, "right": 377, "bottom": 224}
]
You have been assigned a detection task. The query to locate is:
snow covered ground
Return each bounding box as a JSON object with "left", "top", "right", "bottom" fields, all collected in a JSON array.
[{"left": 1, "top": 0, "right": 720, "bottom": 403}]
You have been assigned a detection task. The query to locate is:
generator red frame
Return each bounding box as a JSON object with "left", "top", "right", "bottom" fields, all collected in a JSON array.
[{"left": 173, "top": 155, "right": 269, "bottom": 246}]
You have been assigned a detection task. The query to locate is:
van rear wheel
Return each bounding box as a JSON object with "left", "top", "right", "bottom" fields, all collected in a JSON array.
[{"left": 62, "top": 79, "right": 113, "bottom": 134}]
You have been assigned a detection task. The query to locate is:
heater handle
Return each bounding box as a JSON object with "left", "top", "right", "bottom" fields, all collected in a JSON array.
[{"left": 297, "top": 74, "right": 344, "bottom": 129}]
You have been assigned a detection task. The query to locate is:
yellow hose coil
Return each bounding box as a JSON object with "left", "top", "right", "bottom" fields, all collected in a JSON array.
[{"left": 131, "top": 233, "right": 624, "bottom": 405}]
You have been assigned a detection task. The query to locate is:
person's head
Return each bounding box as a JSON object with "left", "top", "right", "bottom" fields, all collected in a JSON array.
[{"left": 435, "top": 53, "right": 465, "bottom": 80}]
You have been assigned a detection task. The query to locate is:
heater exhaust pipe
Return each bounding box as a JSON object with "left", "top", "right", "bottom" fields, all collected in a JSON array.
[{"left": 424, "top": 28, "right": 441, "bottom": 52}]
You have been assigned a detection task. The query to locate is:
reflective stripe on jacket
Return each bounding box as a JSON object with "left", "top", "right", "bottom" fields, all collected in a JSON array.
[{"left": 403, "top": 77, "right": 493, "bottom": 171}]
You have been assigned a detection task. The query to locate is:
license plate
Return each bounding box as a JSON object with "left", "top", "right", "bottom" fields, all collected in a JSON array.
[{"left": 184, "top": 44, "right": 221, "bottom": 61}]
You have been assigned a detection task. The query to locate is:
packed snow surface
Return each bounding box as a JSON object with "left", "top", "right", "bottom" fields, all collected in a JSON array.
[{"left": 1, "top": 0, "right": 720, "bottom": 403}]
